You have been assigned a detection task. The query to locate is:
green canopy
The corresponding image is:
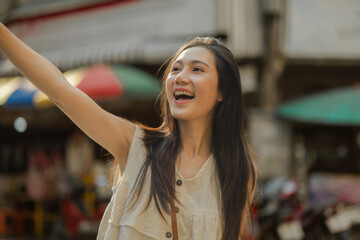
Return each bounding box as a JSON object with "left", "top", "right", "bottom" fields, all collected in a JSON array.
[
  {"left": 276, "top": 86, "right": 360, "bottom": 126},
  {"left": 111, "top": 65, "right": 161, "bottom": 99}
]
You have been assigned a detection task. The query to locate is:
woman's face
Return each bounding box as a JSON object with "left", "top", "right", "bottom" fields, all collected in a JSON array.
[{"left": 166, "top": 46, "right": 222, "bottom": 122}]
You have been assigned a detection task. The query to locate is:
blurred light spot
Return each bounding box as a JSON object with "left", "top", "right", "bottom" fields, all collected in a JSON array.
[
  {"left": 14, "top": 117, "right": 27, "bottom": 132},
  {"left": 95, "top": 174, "right": 108, "bottom": 187},
  {"left": 337, "top": 145, "right": 347, "bottom": 157}
]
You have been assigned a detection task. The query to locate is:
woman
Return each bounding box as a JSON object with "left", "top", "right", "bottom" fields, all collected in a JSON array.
[{"left": 0, "top": 22, "right": 256, "bottom": 239}]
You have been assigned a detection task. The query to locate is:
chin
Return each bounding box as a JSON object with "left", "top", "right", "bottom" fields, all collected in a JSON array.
[
  {"left": 170, "top": 109, "right": 194, "bottom": 120},
  {"left": 171, "top": 113, "right": 190, "bottom": 121}
]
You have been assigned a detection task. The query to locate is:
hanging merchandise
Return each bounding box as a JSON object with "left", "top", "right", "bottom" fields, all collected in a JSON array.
[
  {"left": 26, "top": 149, "right": 63, "bottom": 201},
  {"left": 65, "top": 131, "right": 94, "bottom": 178},
  {"left": 26, "top": 151, "right": 49, "bottom": 201},
  {"left": 49, "top": 149, "right": 71, "bottom": 197},
  {"left": 92, "top": 161, "right": 112, "bottom": 201}
]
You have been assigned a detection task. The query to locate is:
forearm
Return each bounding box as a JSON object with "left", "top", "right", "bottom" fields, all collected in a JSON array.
[{"left": 0, "top": 23, "right": 71, "bottom": 102}]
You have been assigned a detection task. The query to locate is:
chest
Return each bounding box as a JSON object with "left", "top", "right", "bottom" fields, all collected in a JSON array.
[{"left": 176, "top": 155, "right": 210, "bottom": 179}]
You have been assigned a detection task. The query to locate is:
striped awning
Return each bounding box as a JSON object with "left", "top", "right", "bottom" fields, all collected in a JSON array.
[
  {"left": 0, "top": 64, "right": 161, "bottom": 110},
  {"left": 0, "top": 39, "right": 182, "bottom": 77}
]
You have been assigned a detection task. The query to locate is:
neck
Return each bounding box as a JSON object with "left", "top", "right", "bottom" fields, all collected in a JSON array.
[{"left": 177, "top": 118, "right": 212, "bottom": 158}]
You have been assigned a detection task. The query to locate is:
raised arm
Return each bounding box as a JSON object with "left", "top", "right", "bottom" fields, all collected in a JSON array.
[{"left": 0, "top": 23, "right": 135, "bottom": 172}]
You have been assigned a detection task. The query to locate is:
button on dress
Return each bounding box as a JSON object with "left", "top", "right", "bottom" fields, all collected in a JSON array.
[{"left": 97, "top": 127, "right": 222, "bottom": 240}]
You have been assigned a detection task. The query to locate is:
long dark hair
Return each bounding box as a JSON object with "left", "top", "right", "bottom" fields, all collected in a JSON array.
[{"left": 132, "top": 37, "right": 257, "bottom": 240}]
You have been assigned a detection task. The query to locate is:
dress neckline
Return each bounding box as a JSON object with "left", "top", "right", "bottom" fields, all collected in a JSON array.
[{"left": 175, "top": 154, "right": 214, "bottom": 181}]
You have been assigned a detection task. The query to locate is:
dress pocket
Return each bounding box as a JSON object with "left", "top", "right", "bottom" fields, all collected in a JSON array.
[
  {"left": 178, "top": 211, "right": 220, "bottom": 240},
  {"left": 110, "top": 192, "right": 173, "bottom": 240}
]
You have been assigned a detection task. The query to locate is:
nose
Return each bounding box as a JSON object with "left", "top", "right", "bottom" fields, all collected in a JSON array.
[{"left": 174, "top": 68, "right": 190, "bottom": 85}]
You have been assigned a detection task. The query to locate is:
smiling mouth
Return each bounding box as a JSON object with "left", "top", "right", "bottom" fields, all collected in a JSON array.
[{"left": 174, "top": 91, "right": 195, "bottom": 101}]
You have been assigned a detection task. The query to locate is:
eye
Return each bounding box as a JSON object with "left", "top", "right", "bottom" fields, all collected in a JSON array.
[
  {"left": 193, "top": 67, "right": 203, "bottom": 72},
  {"left": 171, "top": 66, "right": 181, "bottom": 72}
]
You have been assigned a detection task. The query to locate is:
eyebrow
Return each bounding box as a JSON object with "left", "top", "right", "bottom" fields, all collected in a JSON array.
[{"left": 173, "top": 60, "right": 209, "bottom": 68}]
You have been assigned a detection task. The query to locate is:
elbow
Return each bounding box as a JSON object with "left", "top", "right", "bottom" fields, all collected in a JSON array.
[
  {"left": 48, "top": 94, "right": 62, "bottom": 106},
  {"left": 48, "top": 83, "right": 73, "bottom": 106}
]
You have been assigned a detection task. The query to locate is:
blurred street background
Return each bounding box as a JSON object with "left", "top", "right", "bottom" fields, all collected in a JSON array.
[{"left": 0, "top": 0, "right": 359, "bottom": 239}]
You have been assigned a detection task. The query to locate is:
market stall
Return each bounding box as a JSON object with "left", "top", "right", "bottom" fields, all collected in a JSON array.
[
  {"left": 0, "top": 64, "right": 161, "bottom": 238},
  {"left": 252, "top": 85, "right": 360, "bottom": 240}
]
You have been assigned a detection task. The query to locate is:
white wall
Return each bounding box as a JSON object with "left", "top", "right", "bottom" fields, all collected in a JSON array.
[{"left": 285, "top": 0, "right": 360, "bottom": 59}]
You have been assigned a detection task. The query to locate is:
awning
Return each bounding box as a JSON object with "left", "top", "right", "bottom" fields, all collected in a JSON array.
[
  {"left": 0, "top": 39, "right": 182, "bottom": 77},
  {"left": 276, "top": 86, "right": 360, "bottom": 126},
  {"left": 0, "top": 0, "right": 219, "bottom": 77},
  {"left": 0, "top": 64, "right": 161, "bottom": 110}
]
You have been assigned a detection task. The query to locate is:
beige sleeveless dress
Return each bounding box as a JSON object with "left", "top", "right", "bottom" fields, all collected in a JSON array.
[{"left": 97, "top": 127, "right": 222, "bottom": 240}]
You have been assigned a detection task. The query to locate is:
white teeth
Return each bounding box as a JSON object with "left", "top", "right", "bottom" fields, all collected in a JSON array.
[{"left": 174, "top": 91, "right": 194, "bottom": 97}]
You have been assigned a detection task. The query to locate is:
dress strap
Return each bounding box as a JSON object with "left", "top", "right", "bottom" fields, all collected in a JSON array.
[{"left": 170, "top": 197, "right": 179, "bottom": 240}]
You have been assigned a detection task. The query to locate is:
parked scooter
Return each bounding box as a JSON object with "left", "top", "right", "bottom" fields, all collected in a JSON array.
[
  {"left": 256, "top": 177, "right": 305, "bottom": 240},
  {"left": 256, "top": 174, "right": 360, "bottom": 240}
]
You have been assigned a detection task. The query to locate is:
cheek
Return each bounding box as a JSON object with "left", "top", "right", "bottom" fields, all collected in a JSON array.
[
  {"left": 198, "top": 82, "right": 218, "bottom": 101},
  {"left": 165, "top": 78, "right": 173, "bottom": 99}
]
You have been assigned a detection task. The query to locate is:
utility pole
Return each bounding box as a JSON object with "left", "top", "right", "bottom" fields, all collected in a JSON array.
[{"left": 260, "top": 0, "right": 286, "bottom": 110}]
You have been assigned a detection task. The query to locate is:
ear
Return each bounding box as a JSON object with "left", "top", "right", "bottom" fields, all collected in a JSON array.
[{"left": 217, "top": 91, "right": 223, "bottom": 102}]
